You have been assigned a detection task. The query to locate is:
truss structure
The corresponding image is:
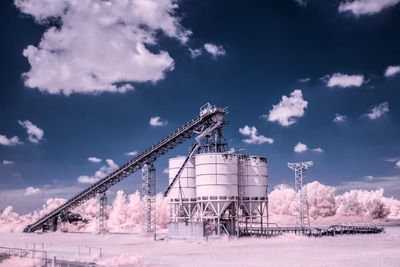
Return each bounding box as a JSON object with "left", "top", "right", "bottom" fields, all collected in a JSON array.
[
  {"left": 24, "top": 103, "right": 228, "bottom": 233},
  {"left": 142, "top": 164, "right": 156, "bottom": 235},
  {"left": 96, "top": 192, "right": 107, "bottom": 234},
  {"left": 288, "top": 161, "right": 313, "bottom": 228}
]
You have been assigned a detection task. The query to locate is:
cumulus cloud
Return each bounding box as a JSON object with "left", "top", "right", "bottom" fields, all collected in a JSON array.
[
  {"left": 189, "top": 48, "right": 202, "bottom": 59},
  {"left": 125, "top": 151, "right": 138, "bottom": 156},
  {"left": 18, "top": 120, "right": 44, "bottom": 144},
  {"left": 149, "top": 116, "right": 168, "bottom": 127},
  {"left": 88, "top": 157, "right": 101, "bottom": 163},
  {"left": 333, "top": 113, "right": 347, "bottom": 123},
  {"left": 14, "top": 0, "right": 191, "bottom": 95},
  {"left": 163, "top": 168, "right": 169, "bottom": 174},
  {"left": 396, "top": 160, "right": 400, "bottom": 168},
  {"left": 312, "top": 148, "right": 324, "bottom": 153},
  {"left": 384, "top": 65, "right": 400, "bottom": 77},
  {"left": 338, "top": 0, "right": 400, "bottom": 16},
  {"left": 204, "top": 43, "right": 226, "bottom": 58},
  {"left": 325, "top": 73, "right": 364, "bottom": 88},
  {"left": 3, "top": 160, "right": 15, "bottom": 165},
  {"left": 24, "top": 186, "right": 40, "bottom": 196},
  {"left": 264, "top": 89, "right": 308, "bottom": 127},
  {"left": 364, "top": 102, "right": 389, "bottom": 120},
  {"left": 77, "top": 159, "right": 118, "bottom": 184},
  {"left": 0, "top": 134, "right": 22, "bottom": 146},
  {"left": 294, "top": 142, "right": 308, "bottom": 153},
  {"left": 238, "top": 126, "right": 274, "bottom": 144}
]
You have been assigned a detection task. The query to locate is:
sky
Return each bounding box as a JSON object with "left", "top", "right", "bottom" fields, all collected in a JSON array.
[{"left": 1, "top": 0, "right": 400, "bottom": 213}]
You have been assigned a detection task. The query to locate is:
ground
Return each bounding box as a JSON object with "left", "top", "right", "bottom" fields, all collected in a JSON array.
[{"left": 1, "top": 225, "right": 400, "bottom": 266}]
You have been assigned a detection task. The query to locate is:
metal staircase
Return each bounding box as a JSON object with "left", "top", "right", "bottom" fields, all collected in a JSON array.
[{"left": 24, "top": 103, "right": 228, "bottom": 233}]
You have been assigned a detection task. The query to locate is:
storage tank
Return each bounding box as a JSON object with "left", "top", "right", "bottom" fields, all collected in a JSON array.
[
  {"left": 168, "top": 156, "right": 196, "bottom": 204},
  {"left": 239, "top": 156, "right": 268, "bottom": 214},
  {"left": 195, "top": 153, "right": 239, "bottom": 216}
]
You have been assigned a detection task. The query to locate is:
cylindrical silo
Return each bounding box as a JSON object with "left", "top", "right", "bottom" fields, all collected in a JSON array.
[
  {"left": 195, "top": 153, "right": 239, "bottom": 216},
  {"left": 168, "top": 156, "right": 196, "bottom": 203},
  {"left": 239, "top": 156, "right": 268, "bottom": 214}
]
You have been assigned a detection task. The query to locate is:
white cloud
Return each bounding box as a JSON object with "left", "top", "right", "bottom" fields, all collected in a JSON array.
[
  {"left": 338, "top": 0, "right": 400, "bottom": 16},
  {"left": 189, "top": 48, "right": 202, "bottom": 59},
  {"left": 125, "top": 151, "right": 138, "bottom": 156},
  {"left": 77, "top": 159, "right": 118, "bottom": 184},
  {"left": 294, "top": 142, "right": 308, "bottom": 153},
  {"left": 238, "top": 126, "right": 274, "bottom": 144},
  {"left": 18, "top": 120, "right": 44, "bottom": 144},
  {"left": 204, "top": 43, "right": 226, "bottom": 58},
  {"left": 163, "top": 168, "right": 169, "bottom": 174},
  {"left": 3, "top": 160, "right": 15, "bottom": 165},
  {"left": 312, "top": 148, "right": 324, "bottom": 153},
  {"left": 365, "top": 175, "right": 374, "bottom": 180},
  {"left": 325, "top": 73, "right": 364, "bottom": 88},
  {"left": 264, "top": 89, "right": 308, "bottom": 127},
  {"left": 88, "top": 157, "right": 101, "bottom": 163},
  {"left": 364, "top": 102, "right": 389, "bottom": 120},
  {"left": 384, "top": 65, "right": 400, "bottom": 77},
  {"left": 298, "top": 78, "right": 310, "bottom": 83},
  {"left": 149, "top": 116, "right": 168, "bottom": 127},
  {"left": 14, "top": 0, "right": 191, "bottom": 95},
  {"left": 333, "top": 113, "right": 347, "bottom": 123},
  {"left": 24, "top": 186, "right": 41, "bottom": 196},
  {"left": 396, "top": 160, "right": 400, "bottom": 168},
  {"left": 0, "top": 134, "right": 22, "bottom": 146}
]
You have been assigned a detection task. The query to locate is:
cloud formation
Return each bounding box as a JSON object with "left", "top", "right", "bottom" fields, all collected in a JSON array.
[
  {"left": 3, "top": 160, "right": 15, "bottom": 165},
  {"left": 24, "top": 186, "right": 40, "bottom": 196},
  {"left": 385, "top": 65, "right": 400, "bottom": 77},
  {"left": 125, "top": 151, "right": 138, "bottom": 156},
  {"left": 18, "top": 120, "right": 44, "bottom": 144},
  {"left": 294, "top": 142, "right": 308, "bottom": 153},
  {"left": 14, "top": 0, "right": 191, "bottom": 95},
  {"left": 238, "top": 126, "right": 274, "bottom": 144},
  {"left": 338, "top": 0, "right": 400, "bottom": 16},
  {"left": 0, "top": 134, "right": 22, "bottom": 146},
  {"left": 396, "top": 160, "right": 400, "bottom": 168},
  {"left": 312, "top": 147, "right": 324, "bottom": 153},
  {"left": 88, "top": 157, "right": 102, "bottom": 163},
  {"left": 77, "top": 159, "right": 118, "bottom": 184},
  {"left": 364, "top": 102, "right": 389, "bottom": 120},
  {"left": 325, "top": 73, "right": 364, "bottom": 88},
  {"left": 333, "top": 113, "right": 347, "bottom": 123},
  {"left": 204, "top": 43, "right": 226, "bottom": 58},
  {"left": 149, "top": 116, "right": 168, "bottom": 127},
  {"left": 264, "top": 89, "right": 308, "bottom": 126}
]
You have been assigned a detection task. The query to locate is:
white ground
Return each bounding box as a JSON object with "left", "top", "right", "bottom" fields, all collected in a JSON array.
[{"left": 1, "top": 226, "right": 400, "bottom": 266}]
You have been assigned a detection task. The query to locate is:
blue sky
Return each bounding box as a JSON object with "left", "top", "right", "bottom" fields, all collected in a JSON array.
[{"left": 1, "top": 0, "right": 400, "bottom": 213}]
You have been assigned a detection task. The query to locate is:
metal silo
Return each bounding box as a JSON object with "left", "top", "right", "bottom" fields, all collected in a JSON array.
[
  {"left": 239, "top": 156, "right": 268, "bottom": 215},
  {"left": 168, "top": 156, "right": 196, "bottom": 220},
  {"left": 195, "top": 153, "right": 239, "bottom": 216}
]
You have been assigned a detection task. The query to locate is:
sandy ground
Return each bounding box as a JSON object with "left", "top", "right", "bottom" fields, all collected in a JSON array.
[{"left": 1, "top": 226, "right": 400, "bottom": 266}]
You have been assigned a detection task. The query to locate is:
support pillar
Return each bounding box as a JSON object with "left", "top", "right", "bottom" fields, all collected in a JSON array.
[
  {"left": 142, "top": 163, "right": 156, "bottom": 236},
  {"left": 96, "top": 191, "right": 107, "bottom": 234}
]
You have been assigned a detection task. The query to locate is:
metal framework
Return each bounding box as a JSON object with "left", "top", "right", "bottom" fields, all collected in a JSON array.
[
  {"left": 142, "top": 164, "right": 156, "bottom": 235},
  {"left": 96, "top": 192, "right": 107, "bottom": 234},
  {"left": 24, "top": 103, "right": 228, "bottom": 233},
  {"left": 288, "top": 161, "right": 313, "bottom": 228}
]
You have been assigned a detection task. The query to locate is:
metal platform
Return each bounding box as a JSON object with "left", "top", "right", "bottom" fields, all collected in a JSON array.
[{"left": 238, "top": 224, "right": 384, "bottom": 237}]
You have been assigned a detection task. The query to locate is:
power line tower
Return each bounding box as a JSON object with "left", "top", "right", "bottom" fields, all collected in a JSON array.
[
  {"left": 142, "top": 163, "right": 156, "bottom": 237},
  {"left": 288, "top": 161, "right": 313, "bottom": 228}
]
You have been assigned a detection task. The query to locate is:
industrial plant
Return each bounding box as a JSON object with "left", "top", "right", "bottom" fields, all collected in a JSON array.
[{"left": 23, "top": 103, "right": 383, "bottom": 238}]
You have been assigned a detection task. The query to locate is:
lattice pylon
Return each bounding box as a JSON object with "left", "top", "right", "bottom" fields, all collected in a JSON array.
[
  {"left": 142, "top": 163, "right": 156, "bottom": 235},
  {"left": 288, "top": 161, "right": 313, "bottom": 228},
  {"left": 96, "top": 191, "right": 108, "bottom": 234}
]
